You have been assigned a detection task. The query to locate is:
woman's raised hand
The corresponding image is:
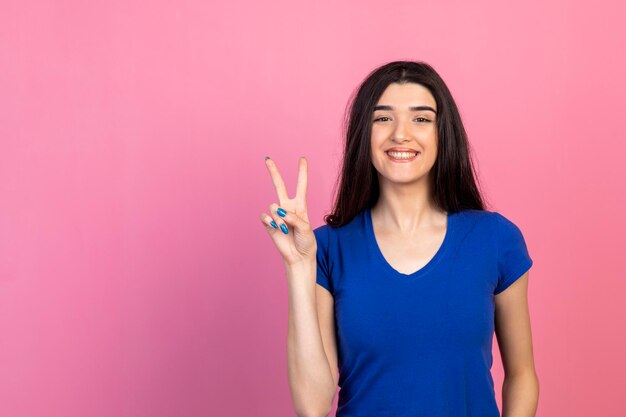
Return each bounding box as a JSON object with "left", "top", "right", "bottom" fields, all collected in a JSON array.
[{"left": 261, "top": 156, "right": 317, "bottom": 267}]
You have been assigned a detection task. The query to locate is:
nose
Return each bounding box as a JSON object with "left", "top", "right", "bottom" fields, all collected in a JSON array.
[{"left": 392, "top": 119, "right": 410, "bottom": 143}]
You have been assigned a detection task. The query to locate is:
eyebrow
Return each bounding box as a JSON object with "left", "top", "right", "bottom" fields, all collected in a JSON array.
[{"left": 373, "top": 105, "right": 437, "bottom": 114}]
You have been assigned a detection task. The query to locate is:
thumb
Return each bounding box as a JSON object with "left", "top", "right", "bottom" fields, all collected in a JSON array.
[{"left": 276, "top": 206, "right": 310, "bottom": 232}]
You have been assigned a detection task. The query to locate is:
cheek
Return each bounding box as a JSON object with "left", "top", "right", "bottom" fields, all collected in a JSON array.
[
  {"left": 370, "top": 128, "right": 386, "bottom": 145},
  {"left": 421, "top": 129, "right": 438, "bottom": 152},
  {"left": 370, "top": 132, "right": 387, "bottom": 156}
]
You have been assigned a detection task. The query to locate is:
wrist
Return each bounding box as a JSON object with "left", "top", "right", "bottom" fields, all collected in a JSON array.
[{"left": 284, "top": 257, "right": 316, "bottom": 272}]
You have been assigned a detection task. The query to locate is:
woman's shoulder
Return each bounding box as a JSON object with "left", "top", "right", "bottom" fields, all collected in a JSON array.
[
  {"left": 453, "top": 208, "right": 508, "bottom": 233},
  {"left": 455, "top": 209, "right": 526, "bottom": 236},
  {"left": 313, "top": 209, "right": 369, "bottom": 250},
  {"left": 454, "top": 208, "right": 495, "bottom": 220}
]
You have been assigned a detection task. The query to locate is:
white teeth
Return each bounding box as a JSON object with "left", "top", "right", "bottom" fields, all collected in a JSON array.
[{"left": 387, "top": 151, "right": 418, "bottom": 159}]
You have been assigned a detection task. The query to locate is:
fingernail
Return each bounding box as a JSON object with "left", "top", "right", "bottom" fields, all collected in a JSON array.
[
  {"left": 265, "top": 156, "right": 271, "bottom": 160},
  {"left": 277, "top": 207, "right": 286, "bottom": 217},
  {"left": 280, "top": 223, "right": 288, "bottom": 234},
  {"left": 270, "top": 220, "right": 278, "bottom": 229}
]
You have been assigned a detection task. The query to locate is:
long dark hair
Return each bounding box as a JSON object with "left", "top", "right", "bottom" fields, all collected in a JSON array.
[{"left": 324, "top": 60, "right": 489, "bottom": 227}]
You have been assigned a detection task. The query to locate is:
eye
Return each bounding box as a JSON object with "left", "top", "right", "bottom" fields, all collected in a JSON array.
[{"left": 372, "top": 116, "right": 431, "bottom": 123}]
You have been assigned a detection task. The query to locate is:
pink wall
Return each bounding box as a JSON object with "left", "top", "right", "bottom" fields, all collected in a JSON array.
[{"left": 1, "top": 0, "right": 625, "bottom": 416}]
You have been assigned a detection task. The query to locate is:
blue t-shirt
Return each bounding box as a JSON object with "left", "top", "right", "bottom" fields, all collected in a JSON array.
[{"left": 314, "top": 207, "right": 533, "bottom": 417}]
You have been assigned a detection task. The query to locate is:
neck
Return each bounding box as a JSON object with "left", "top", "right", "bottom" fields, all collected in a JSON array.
[{"left": 373, "top": 174, "right": 445, "bottom": 233}]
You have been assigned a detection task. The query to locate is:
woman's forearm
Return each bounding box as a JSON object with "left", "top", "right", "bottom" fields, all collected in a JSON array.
[
  {"left": 501, "top": 370, "right": 540, "bottom": 417},
  {"left": 286, "top": 261, "right": 335, "bottom": 417}
]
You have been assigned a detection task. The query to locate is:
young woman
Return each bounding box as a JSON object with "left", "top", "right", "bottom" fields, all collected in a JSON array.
[{"left": 261, "top": 61, "right": 538, "bottom": 417}]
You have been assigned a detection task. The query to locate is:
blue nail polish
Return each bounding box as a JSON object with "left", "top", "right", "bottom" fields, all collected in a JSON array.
[
  {"left": 270, "top": 220, "right": 278, "bottom": 229},
  {"left": 277, "top": 207, "right": 286, "bottom": 217},
  {"left": 280, "top": 223, "right": 288, "bottom": 234}
]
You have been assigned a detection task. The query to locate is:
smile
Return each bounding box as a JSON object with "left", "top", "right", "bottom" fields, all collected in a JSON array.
[{"left": 385, "top": 150, "right": 420, "bottom": 162}]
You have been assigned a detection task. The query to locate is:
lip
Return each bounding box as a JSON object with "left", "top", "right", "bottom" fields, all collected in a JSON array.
[
  {"left": 385, "top": 147, "right": 419, "bottom": 153},
  {"left": 385, "top": 149, "right": 420, "bottom": 163}
]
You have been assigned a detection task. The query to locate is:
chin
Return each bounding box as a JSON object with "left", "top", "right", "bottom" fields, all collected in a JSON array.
[{"left": 380, "top": 173, "right": 425, "bottom": 185}]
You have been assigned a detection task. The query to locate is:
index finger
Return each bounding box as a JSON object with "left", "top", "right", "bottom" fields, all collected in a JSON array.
[{"left": 264, "top": 157, "right": 289, "bottom": 202}]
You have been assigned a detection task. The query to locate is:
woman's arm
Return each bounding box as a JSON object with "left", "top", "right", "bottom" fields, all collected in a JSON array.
[
  {"left": 494, "top": 271, "right": 540, "bottom": 417},
  {"left": 286, "top": 260, "right": 336, "bottom": 417}
]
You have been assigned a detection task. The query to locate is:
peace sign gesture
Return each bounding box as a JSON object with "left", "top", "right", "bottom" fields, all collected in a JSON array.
[{"left": 261, "top": 156, "right": 317, "bottom": 267}]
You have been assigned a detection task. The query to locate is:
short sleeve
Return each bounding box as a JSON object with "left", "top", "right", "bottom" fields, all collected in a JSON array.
[
  {"left": 313, "top": 225, "right": 333, "bottom": 295},
  {"left": 494, "top": 212, "right": 534, "bottom": 295}
]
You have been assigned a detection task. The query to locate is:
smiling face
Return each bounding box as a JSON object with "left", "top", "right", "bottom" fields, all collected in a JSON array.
[{"left": 370, "top": 82, "right": 439, "bottom": 186}]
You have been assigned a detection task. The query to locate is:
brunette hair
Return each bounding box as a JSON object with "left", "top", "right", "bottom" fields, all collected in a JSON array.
[{"left": 324, "top": 60, "right": 489, "bottom": 227}]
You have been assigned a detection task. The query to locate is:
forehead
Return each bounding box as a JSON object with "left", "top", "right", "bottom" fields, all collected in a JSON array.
[{"left": 375, "top": 82, "right": 436, "bottom": 110}]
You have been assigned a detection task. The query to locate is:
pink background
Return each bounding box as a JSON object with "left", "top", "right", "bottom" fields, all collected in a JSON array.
[{"left": 1, "top": 0, "right": 625, "bottom": 416}]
